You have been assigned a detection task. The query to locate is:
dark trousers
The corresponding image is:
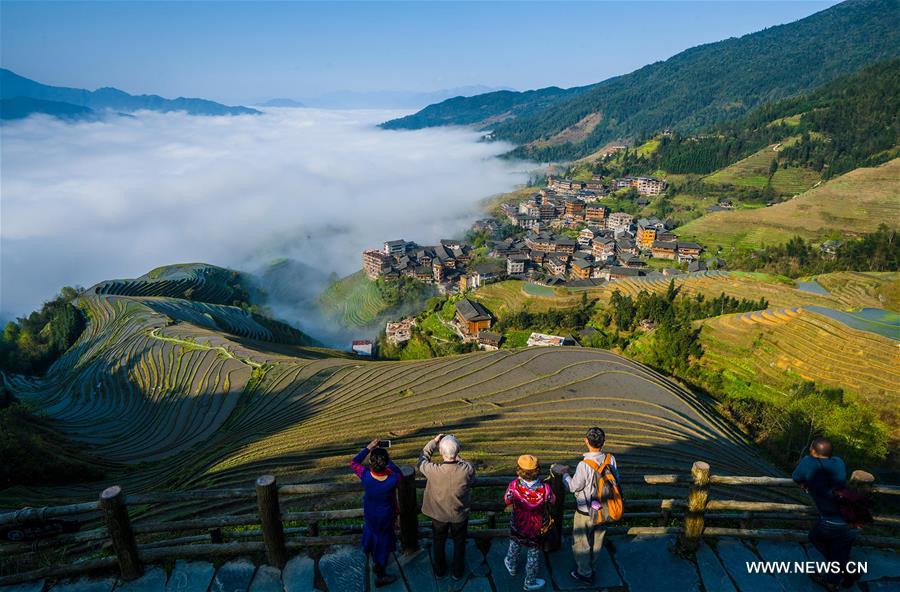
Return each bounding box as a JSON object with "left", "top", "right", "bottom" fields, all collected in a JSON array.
[
  {"left": 809, "top": 519, "right": 859, "bottom": 585},
  {"left": 432, "top": 518, "right": 468, "bottom": 577}
]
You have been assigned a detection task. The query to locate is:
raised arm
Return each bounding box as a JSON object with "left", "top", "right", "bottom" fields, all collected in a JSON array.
[
  {"left": 350, "top": 447, "right": 370, "bottom": 478},
  {"left": 417, "top": 434, "right": 442, "bottom": 477},
  {"left": 563, "top": 461, "right": 589, "bottom": 494}
]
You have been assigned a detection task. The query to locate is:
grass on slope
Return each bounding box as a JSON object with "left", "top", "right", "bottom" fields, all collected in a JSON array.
[
  {"left": 702, "top": 139, "right": 821, "bottom": 195},
  {"left": 678, "top": 158, "right": 900, "bottom": 250},
  {"left": 471, "top": 271, "right": 895, "bottom": 318},
  {"left": 318, "top": 271, "right": 391, "bottom": 328},
  {"left": 699, "top": 308, "right": 899, "bottom": 438}
]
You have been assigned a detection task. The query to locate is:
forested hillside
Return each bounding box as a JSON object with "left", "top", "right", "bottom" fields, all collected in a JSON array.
[
  {"left": 653, "top": 59, "right": 900, "bottom": 178},
  {"left": 383, "top": 0, "right": 899, "bottom": 162}
]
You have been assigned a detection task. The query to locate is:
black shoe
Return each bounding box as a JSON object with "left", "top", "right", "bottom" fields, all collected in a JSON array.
[
  {"left": 452, "top": 569, "right": 465, "bottom": 581},
  {"left": 570, "top": 569, "right": 593, "bottom": 584},
  {"left": 434, "top": 564, "right": 448, "bottom": 579},
  {"left": 375, "top": 574, "right": 397, "bottom": 588}
]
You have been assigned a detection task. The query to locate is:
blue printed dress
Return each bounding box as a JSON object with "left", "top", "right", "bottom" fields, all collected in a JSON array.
[{"left": 349, "top": 448, "right": 401, "bottom": 567}]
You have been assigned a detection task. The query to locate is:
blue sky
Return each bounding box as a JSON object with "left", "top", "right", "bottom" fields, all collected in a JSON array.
[{"left": 1, "top": 1, "right": 838, "bottom": 103}]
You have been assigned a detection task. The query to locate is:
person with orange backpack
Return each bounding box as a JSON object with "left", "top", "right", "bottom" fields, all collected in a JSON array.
[{"left": 551, "top": 427, "right": 623, "bottom": 585}]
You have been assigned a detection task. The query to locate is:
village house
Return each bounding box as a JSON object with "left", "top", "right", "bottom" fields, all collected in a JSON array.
[
  {"left": 606, "top": 212, "right": 634, "bottom": 233},
  {"left": 385, "top": 318, "right": 415, "bottom": 346},
  {"left": 553, "top": 237, "right": 577, "bottom": 254},
  {"left": 363, "top": 249, "right": 392, "bottom": 280},
  {"left": 820, "top": 240, "right": 842, "bottom": 259},
  {"left": 351, "top": 340, "right": 374, "bottom": 357},
  {"left": 687, "top": 260, "right": 707, "bottom": 273},
  {"left": 527, "top": 332, "right": 573, "bottom": 347},
  {"left": 651, "top": 240, "right": 678, "bottom": 260},
  {"left": 539, "top": 202, "right": 558, "bottom": 222},
  {"left": 676, "top": 242, "right": 702, "bottom": 262},
  {"left": 616, "top": 236, "right": 638, "bottom": 256},
  {"left": 525, "top": 231, "right": 555, "bottom": 252},
  {"left": 570, "top": 258, "right": 594, "bottom": 280},
  {"left": 455, "top": 299, "right": 492, "bottom": 337},
  {"left": 507, "top": 254, "right": 528, "bottom": 275},
  {"left": 545, "top": 255, "right": 569, "bottom": 277},
  {"left": 564, "top": 198, "right": 586, "bottom": 220},
  {"left": 384, "top": 239, "right": 409, "bottom": 256},
  {"left": 636, "top": 225, "right": 657, "bottom": 250},
  {"left": 478, "top": 330, "right": 503, "bottom": 351},
  {"left": 620, "top": 254, "right": 646, "bottom": 268},
  {"left": 615, "top": 176, "right": 667, "bottom": 196},
  {"left": 592, "top": 237, "right": 617, "bottom": 261},
  {"left": 585, "top": 203, "right": 608, "bottom": 224}
]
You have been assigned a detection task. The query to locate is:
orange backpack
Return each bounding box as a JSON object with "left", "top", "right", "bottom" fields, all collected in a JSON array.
[{"left": 582, "top": 455, "right": 624, "bottom": 524}]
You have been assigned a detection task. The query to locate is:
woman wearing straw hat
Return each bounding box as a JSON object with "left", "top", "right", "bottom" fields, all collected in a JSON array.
[{"left": 503, "top": 454, "right": 555, "bottom": 591}]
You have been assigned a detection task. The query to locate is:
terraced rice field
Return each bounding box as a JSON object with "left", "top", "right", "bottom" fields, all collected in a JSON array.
[
  {"left": 90, "top": 263, "right": 245, "bottom": 305},
  {"left": 703, "top": 141, "right": 820, "bottom": 194},
  {"left": 678, "top": 158, "right": 900, "bottom": 249},
  {"left": 471, "top": 271, "right": 895, "bottom": 317},
  {"left": 318, "top": 271, "right": 392, "bottom": 328},
  {"left": 1, "top": 282, "right": 784, "bottom": 514},
  {"left": 699, "top": 307, "right": 900, "bottom": 434}
]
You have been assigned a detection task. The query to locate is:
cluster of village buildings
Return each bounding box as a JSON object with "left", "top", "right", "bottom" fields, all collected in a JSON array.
[{"left": 354, "top": 173, "right": 727, "bottom": 356}]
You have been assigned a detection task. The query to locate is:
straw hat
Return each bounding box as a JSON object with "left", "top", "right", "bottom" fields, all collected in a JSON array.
[{"left": 517, "top": 454, "right": 538, "bottom": 470}]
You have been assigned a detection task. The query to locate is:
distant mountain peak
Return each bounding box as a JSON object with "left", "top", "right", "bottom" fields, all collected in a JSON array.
[{"left": 0, "top": 68, "right": 260, "bottom": 120}]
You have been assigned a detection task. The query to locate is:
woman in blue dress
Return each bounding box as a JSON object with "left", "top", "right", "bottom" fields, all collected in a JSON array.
[{"left": 350, "top": 439, "right": 402, "bottom": 587}]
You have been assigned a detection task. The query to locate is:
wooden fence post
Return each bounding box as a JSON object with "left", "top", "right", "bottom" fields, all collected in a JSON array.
[
  {"left": 398, "top": 466, "right": 419, "bottom": 553},
  {"left": 256, "top": 475, "right": 287, "bottom": 568},
  {"left": 679, "top": 461, "right": 710, "bottom": 554},
  {"left": 208, "top": 527, "right": 223, "bottom": 544},
  {"left": 99, "top": 486, "right": 142, "bottom": 580},
  {"left": 545, "top": 470, "right": 566, "bottom": 552},
  {"left": 658, "top": 499, "right": 673, "bottom": 527}
]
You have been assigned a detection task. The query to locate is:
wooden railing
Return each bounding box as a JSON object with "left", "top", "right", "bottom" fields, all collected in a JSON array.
[{"left": 1, "top": 462, "right": 897, "bottom": 585}]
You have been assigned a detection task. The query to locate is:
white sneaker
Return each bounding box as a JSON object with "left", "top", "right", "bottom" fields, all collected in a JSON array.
[
  {"left": 523, "top": 578, "right": 545, "bottom": 590},
  {"left": 504, "top": 555, "right": 517, "bottom": 576}
]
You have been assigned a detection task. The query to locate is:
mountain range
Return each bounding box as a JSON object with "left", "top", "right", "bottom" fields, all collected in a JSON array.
[
  {"left": 0, "top": 68, "right": 260, "bottom": 121},
  {"left": 382, "top": 0, "right": 900, "bottom": 161}
]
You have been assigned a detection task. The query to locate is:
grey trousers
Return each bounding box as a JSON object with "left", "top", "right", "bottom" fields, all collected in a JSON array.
[{"left": 572, "top": 511, "right": 606, "bottom": 578}]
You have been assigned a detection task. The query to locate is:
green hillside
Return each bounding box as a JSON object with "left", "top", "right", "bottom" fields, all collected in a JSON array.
[
  {"left": 384, "top": 0, "right": 899, "bottom": 162},
  {"left": 702, "top": 141, "right": 822, "bottom": 194},
  {"left": 319, "top": 270, "right": 393, "bottom": 328},
  {"left": 656, "top": 58, "right": 900, "bottom": 179},
  {"left": 677, "top": 158, "right": 900, "bottom": 250}
]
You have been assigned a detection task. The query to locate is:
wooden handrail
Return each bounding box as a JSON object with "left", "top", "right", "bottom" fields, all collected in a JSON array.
[{"left": 2, "top": 460, "right": 897, "bottom": 583}]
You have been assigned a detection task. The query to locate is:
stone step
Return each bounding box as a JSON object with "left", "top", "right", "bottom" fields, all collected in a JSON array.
[
  {"left": 368, "top": 553, "right": 408, "bottom": 592},
  {"left": 115, "top": 568, "right": 167, "bottom": 592},
  {"left": 165, "top": 561, "right": 215, "bottom": 592},
  {"left": 320, "top": 545, "right": 366, "bottom": 592},
  {"left": 755, "top": 540, "right": 820, "bottom": 592},
  {"left": 484, "top": 539, "right": 551, "bottom": 592},
  {"left": 282, "top": 554, "right": 317, "bottom": 592},
  {"left": 247, "top": 566, "right": 282, "bottom": 592},
  {"left": 714, "top": 539, "right": 778, "bottom": 592},
  {"left": 547, "top": 535, "right": 623, "bottom": 590},
  {"left": 613, "top": 535, "right": 700, "bottom": 592},
  {"left": 396, "top": 548, "right": 436, "bottom": 592},
  {"left": 49, "top": 578, "right": 116, "bottom": 592},
  {"left": 0, "top": 580, "right": 46, "bottom": 592},
  {"left": 210, "top": 559, "right": 256, "bottom": 592},
  {"left": 695, "top": 542, "right": 736, "bottom": 592}
]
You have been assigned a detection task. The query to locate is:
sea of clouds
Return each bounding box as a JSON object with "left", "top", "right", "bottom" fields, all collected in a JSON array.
[{"left": 0, "top": 108, "right": 530, "bottom": 332}]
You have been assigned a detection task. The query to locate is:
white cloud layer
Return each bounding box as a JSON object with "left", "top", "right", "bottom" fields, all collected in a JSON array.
[{"left": 0, "top": 109, "right": 529, "bottom": 324}]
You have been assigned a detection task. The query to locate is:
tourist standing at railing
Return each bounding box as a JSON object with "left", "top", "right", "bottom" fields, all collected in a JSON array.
[
  {"left": 551, "top": 426, "right": 621, "bottom": 586},
  {"left": 418, "top": 433, "right": 475, "bottom": 581},
  {"left": 503, "top": 454, "right": 554, "bottom": 591},
  {"left": 350, "top": 439, "right": 402, "bottom": 588},
  {"left": 792, "top": 438, "right": 858, "bottom": 591}
]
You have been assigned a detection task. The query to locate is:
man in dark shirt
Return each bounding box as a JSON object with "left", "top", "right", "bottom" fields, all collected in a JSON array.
[{"left": 792, "top": 438, "right": 858, "bottom": 590}]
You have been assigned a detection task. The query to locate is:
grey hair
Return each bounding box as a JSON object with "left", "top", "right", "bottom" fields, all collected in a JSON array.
[{"left": 439, "top": 435, "right": 460, "bottom": 461}]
